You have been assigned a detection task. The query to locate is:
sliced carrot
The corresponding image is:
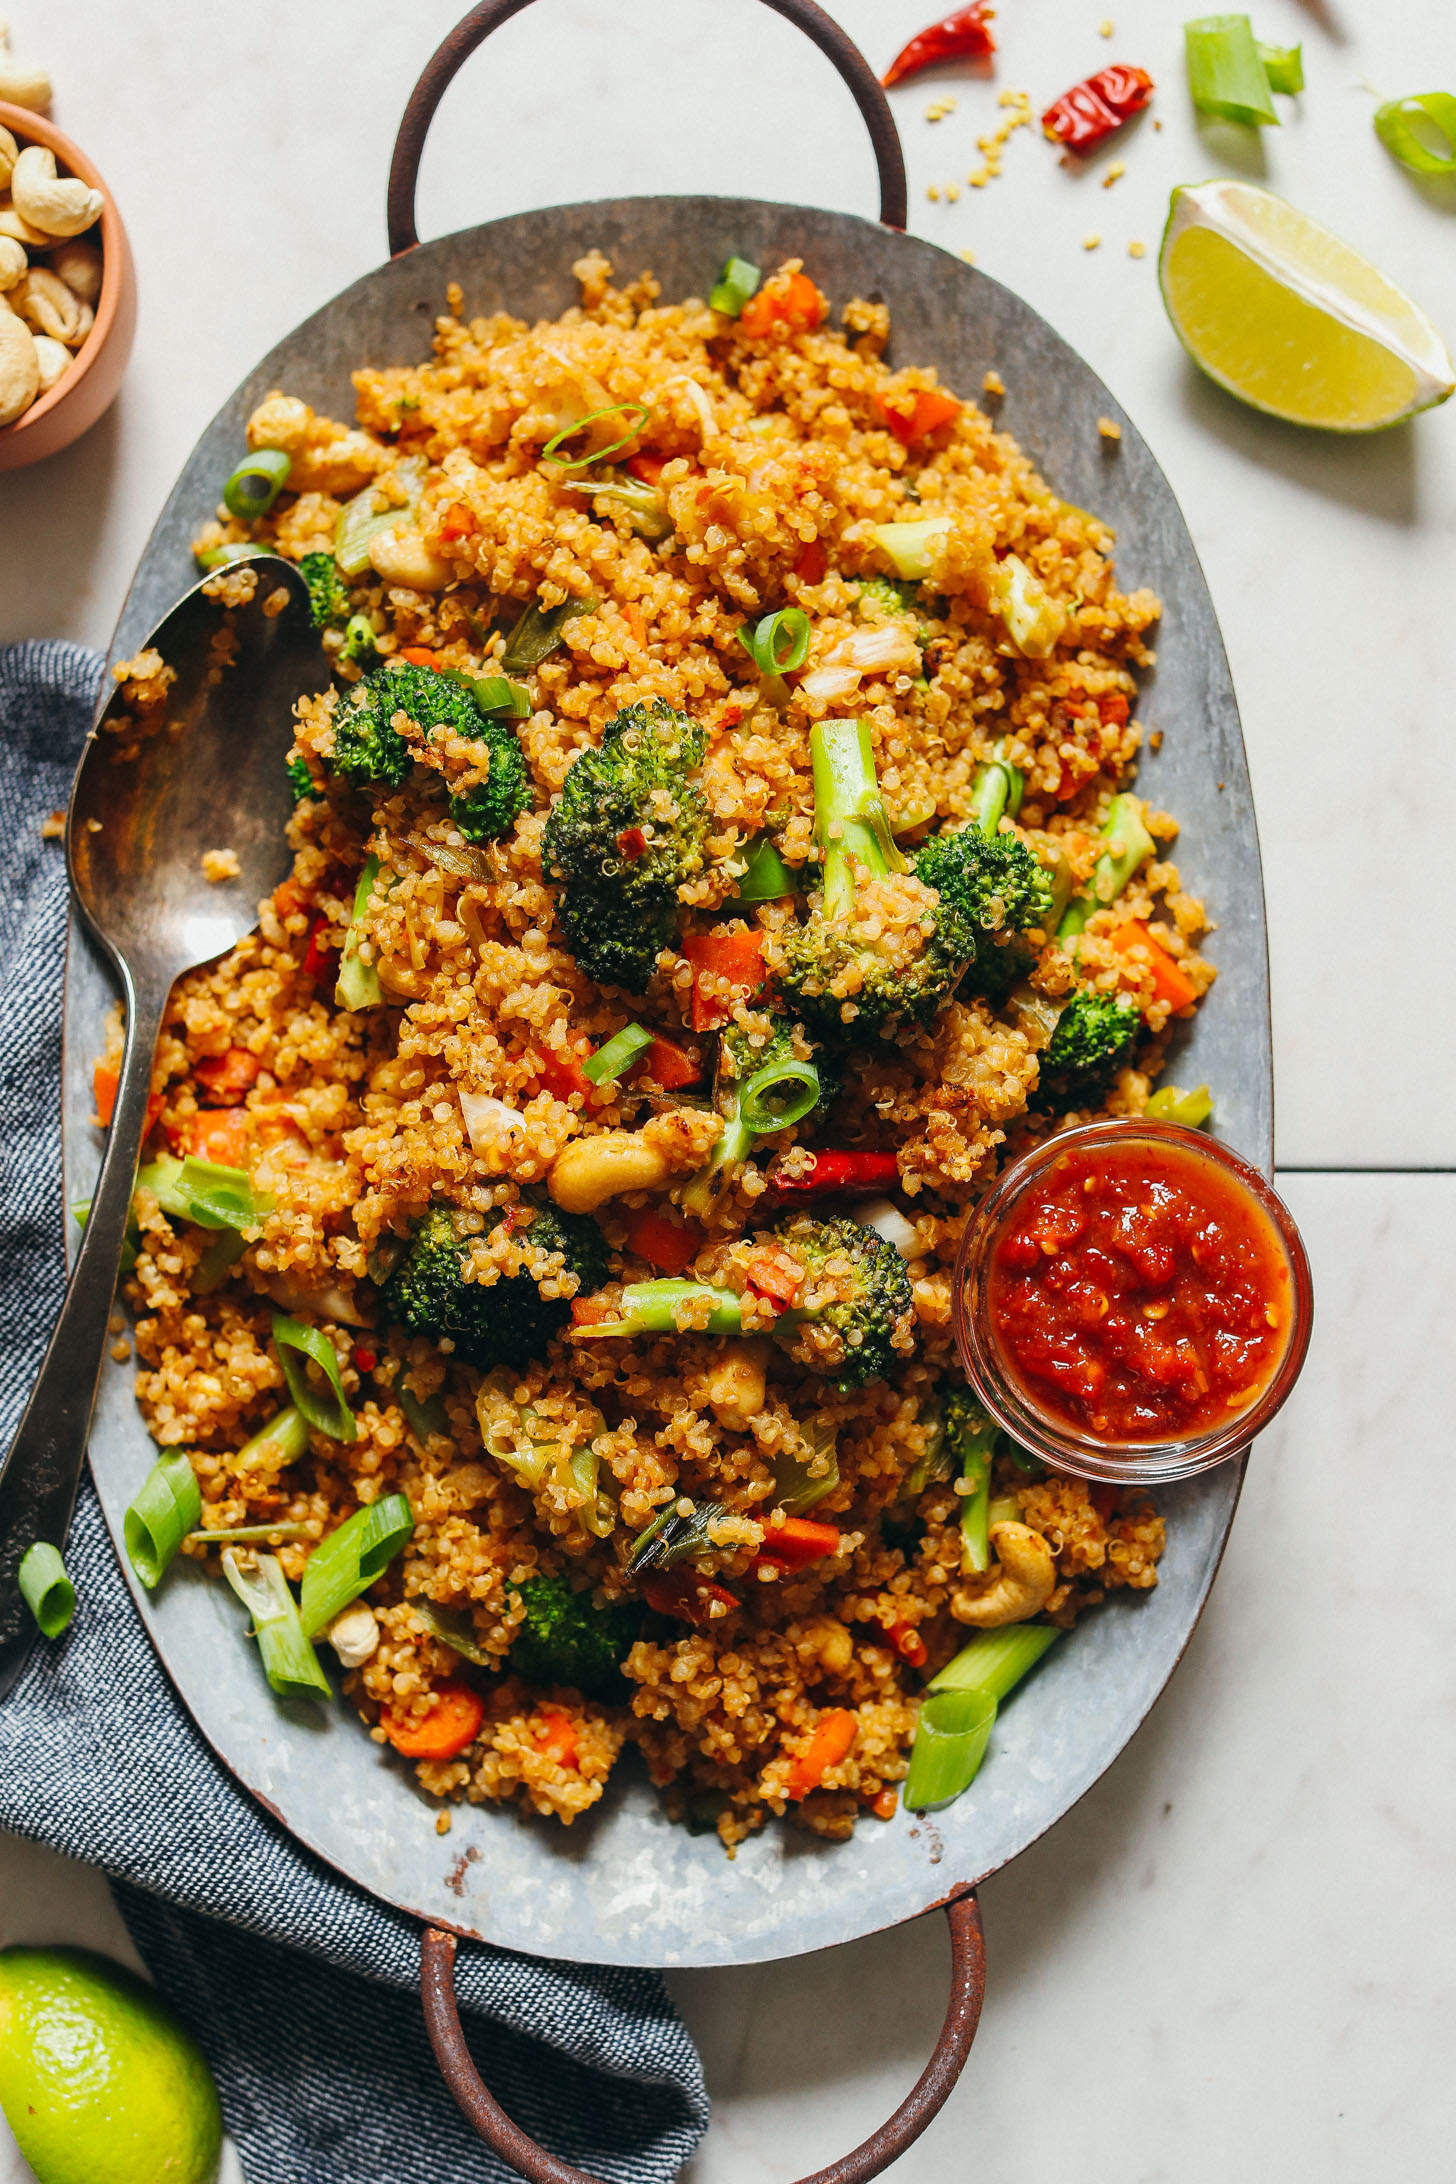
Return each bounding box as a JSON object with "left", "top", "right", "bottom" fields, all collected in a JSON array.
[
  {"left": 626, "top": 452, "right": 668, "bottom": 485},
  {"left": 745, "top": 1242, "right": 803, "bottom": 1310},
  {"left": 533, "top": 1708, "right": 580, "bottom": 1768},
  {"left": 681, "top": 929, "right": 766, "bottom": 1032},
  {"left": 1110, "top": 921, "right": 1198, "bottom": 1012},
  {"left": 570, "top": 1297, "right": 617, "bottom": 1328},
  {"left": 1098, "top": 691, "right": 1131, "bottom": 727},
  {"left": 793, "top": 538, "right": 827, "bottom": 586},
  {"left": 877, "top": 388, "right": 963, "bottom": 446},
  {"left": 638, "top": 1032, "right": 704, "bottom": 1091},
  {"left": 639, "top": 1571, "right": 739, "bottom": 1627},
  {"left": 271, "top": 877, "right": 307, "bottom": 919},
  {"left": 739, "top": 270, "right": 825, "bottom": 340},
  {"left": 532, "top": 1046, "right": 593, "bottom": 1103},
  {"left": 195, "top": 1048, "right": 261, "bottom": 1106},
  {"left": 188, "top": 1107, "right": 252, "bottom": 1167},
  {"left": 438, "top": 502, "right": 477, "bottom": 542},
  {"left": 872, "top": 1787, "right": 899, "bottom": 1821},
  {"left": 784, "top": 1708, "right": 858, "bottom": 1800},
  {"left": 93, "top": 1061, "right": 119, "bottom": 1128},
  {"left": 621, "top": 1205, "right": 704, "bottom": 1277},
  {"left": 398, "top": 646, "right": 440, "bottom": 668},
  {"left": 754, "top": 1516, "right": 841, "bottom": 1572},
  {"left": 382, "top": 1679, "right": 485, "bottom": 1761}
]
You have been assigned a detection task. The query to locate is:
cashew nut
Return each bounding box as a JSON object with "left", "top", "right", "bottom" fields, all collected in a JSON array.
[
  {"left": 10, "top": 145, "right": 102, "bottom": 239},
  {"left": 64, "top": 296, "right": 92, "bottom": 349},
  {"left": 706, "top": 1338, "right": 768, "bottom": 1432},
  {"left": 797, "top": 1614, "right": 853, "bottom": 1675},
  {"left": 951, "top": 1520, "right": 1055, "bottom": 1628},
  {"left": 10, "top": 264, "right": 80, "bottom": 343},
  {"left": 548, "top": 1107, "right": 722, "bottom": 1214},
  {"left": 0, "top": 24, "right": 51, "bottom": 113},
  {"left": 367, "top": 523, "right": 454, "bottom": 591},
  {"left": 0, "top": 233, "right": 24, "bottom": 289},
  {"left": 0, "top": 125, "right": 16, "bottom": 192},
  {"left": 0, "top": 305, "right": 37, "bottom": 424},
  {"left": 0, "top": 199, "right": 49, "bottom": 248},
  {"left": 324, "top": 1601, "right": 379, "bottom": 1668},
  {"left": 31, "top": 330, "right": 67, "bottom": 389},
  {"left": 46, "top": 236, "right": 100, "bottom": 304}
]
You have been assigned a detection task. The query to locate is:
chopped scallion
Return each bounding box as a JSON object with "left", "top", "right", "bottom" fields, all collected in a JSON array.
[
  {"left": 732, "top": 834, "right": 796, "bottom": 903},
  {"left": 222, "top": 448, "right": 291, "bottom": 520},
  {"left": 773, "top": 1421, "right": 839, "bottom": 1513},
  {"left": 1256, "top": 40, "right": 1303, "bottom": 95},
  {"left": 737, "top": 607, "right": 811, "bottom": 679},
  {"left": 18, "top": 1542, "right": 74, "bottom": 1638},
  {"left": 237, "top": 1407, "right": 311, "bottom": 1469},
  {"left": 904, "top": 1624, "right": 1061, "bottom": 1812},
  {"left": 73, "top": 1196, "right": 137, "bottom": 1275},
  {"left": 334, "top": 459, "right": 425, "bottom": 577},
  {"left": 710, "top": 256, "right": 761, "bottom": 317},
  {"left": 410, "top": 1598, "right": 490, "bottom": 1665},
  {"left": 1184, "top": 15, "right": 1278, "bottom": 127},
  {"left": 583, "top": 1023, "right": 654, "bottom": 1084},
  {"left": 499, "top": 595, "right": 595, "bottom": 673},
  {"left": 271, "top": 1316, "right": 358, "bottom": 1442},
  {"left": 187, "top": 1522, "right": 311, "bottom": 1546},
  {"left": 540, "top": 403, "right": 652, "bottom": 473},
  {"left": 194, "top": 541, "right": 270, "bottom": 572},
  {"left": 221, "top": 1548, "right": 331, "bottom": 1700},
  {"left": 1146, "top": 1083, "right": 1214, "bottom": 1127},
  {"left": 299, "top": 1493, "right": 414, "bottom": 1637},
  {"left": 441, "top": 668, "right": 533, "bottom": 719},
  {"left": 1374, "top": 92, "right": 1456, "bottom": 176},
  {"left": 397, "top": 1388, "right": 450, "bottom": 1445},
  {"left": 124, "top": 1453, "right": 201, "bottom": 1589},
  {"left": 739, "top": 1056, "right": 821, "bottom": 1134},
  {"left": 335, "top": 854, "right": 383, "bottom": 1013}
]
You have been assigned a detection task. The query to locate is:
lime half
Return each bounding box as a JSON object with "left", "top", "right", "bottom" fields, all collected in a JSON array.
[
  {"left": 1159, "top": 179, "right": 1454, "bottom": 430},
  {"left": 0, "top": 1946, "right": 222, "bottom": 2184}
]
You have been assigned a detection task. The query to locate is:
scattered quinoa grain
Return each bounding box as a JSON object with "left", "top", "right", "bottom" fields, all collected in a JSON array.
[
  {"left": 1083, "top": 232, "right": 1102, "bottom": 251},
  {"left": 201, "top": 848, "right": 241, "bottom": 883},
  {"left": 1128, "top": 239, "right": 1147, "bottom": 258},
  {"left": 41, "top": 810, "right": 64, "bottom": 840}
]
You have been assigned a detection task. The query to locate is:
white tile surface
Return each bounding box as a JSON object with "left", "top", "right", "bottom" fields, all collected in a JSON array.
[
  {"left": 0, "top": 1, "right": 1452, "bottom": 1163},
  {"left": 3, "top": 1173, "right": 1451, "bottom": 2182}
]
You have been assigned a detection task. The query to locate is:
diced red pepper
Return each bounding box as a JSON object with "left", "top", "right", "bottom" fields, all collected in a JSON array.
[
  {"left": 301, "top": 916, "right": 335, "bottom": 980},
  {"left": 1109, "top": 921, "right": 1198, "bottom": 1012},
  {"left": 755, "top": 1516, "right": 841, "bottom": 1573},
  {"left": 570, "top": 1297, "right": 617, "bottom": 1328},
  {"left": 738, "top": 271, "right": 825, "bottom": 341},
  {"left": 438, "top": 502, "right": 476, "bottom": 542},
  {"left": 532, "top": 1046, "right": 593, "bottom": 1103},
  {"left": 195, "top": 1047, "right": 261, "bottom": 1107},
  {"left": 621, "top": 1205, "right": 705, "bottom": 1278},
  {"left": 885, "top": 1618, "right": 928, "bottom": 1667},
  {"left": 626, "top": 453, "right": 668, "bottom": 485},
  {"left": 639, "top": 1571, "right": 739, "bottom": 1627},
  {"left": 397, "top": 646, "right": 440, "bottom": 668},
  {"left": 765, "top": 1149, "right": 900, "bottom": 1200},
  {"left": 745, "top": 1244, "right": 804, "bottom": 1310},
  {"left": 881, "top": 4, "right": 996, "bottom": 88},
  {"left": 616, "top": 826, "right": 649, "bottom": 862},
  {"left": 353, "top": 1347, "right": 377, "bottom": 1374},
  {"left": 877, "top": 388, "right": 963, "bottom": 446},
  {"left": 637, "top": 1033, "right": 704, "bottom": 1091},
  {"left": 271, "top": 877, "right": 308, "bottom": 919},
  {"left": 1042, "top": 65, "right": 1153, "bottom": 152},
  {"left": 681, "top": 930, "right": 766, "bottom": 1033},
  {"left": 793, "top": 538, "right": 827, "bottom": 586},
  {"left": 1098, "top": 691, "right": 1131, "bottom": 727}
]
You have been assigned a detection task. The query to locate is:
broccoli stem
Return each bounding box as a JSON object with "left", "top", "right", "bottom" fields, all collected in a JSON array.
[
  {"left": 968, "top": 752, "right": 1023, "bottom": 838},
  {"left": 928, "top": 1624, "right": 1060, "bottom": 1702},
  {"left": 679, "top": 1115, "right": 753, "bottom": 1221},
  {"left": 584, "top": 1279, "right": 744, "bottom": 1339},
  {"left": 956, "top": 1422, "right": 996, "bottom": 1577},
  {"left": 1058, "top": 792, "right": 1155, "bottom": 940},
  {"left": 811, "top": 720, "right": 907, "bottom": 918}
]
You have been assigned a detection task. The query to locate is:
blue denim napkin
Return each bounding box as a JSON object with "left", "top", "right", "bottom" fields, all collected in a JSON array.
[{"left": 0, "top": 639, "right": 709, "bottom": 2184}]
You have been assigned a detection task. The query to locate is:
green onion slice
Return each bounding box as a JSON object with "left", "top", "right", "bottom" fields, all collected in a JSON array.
[
  {"left": 930, "top": 1623, "right": 1061, "bottom": 1699},
  {"left": 499, "top": 595, "right": 596, "bottom": 673},
  {"left": 1374, "top": 92, "right": 1456, "bottom": 175},
  {"left": 1256, "top": 40, "right": 1303, "bottom": 95},
  {"left": 194, "top": 541, "right": 271, "bottom": 572},
  {"left": 237, "top": 1406, "right": 311, "bottom": 1470},
  {"left": 904, "top": 1687, "right": 997, "bottom": 1812},
  {"left": 583, "top": 1024, "right": 653, "bottom": 1084},
  {"left": 135, "top": 1154, "right": 271, "bottom": 1234},
  {"left": 191, "top": 1230, "right": 249, "bottom": 1295},
  {"left": 271, "top": 1316, "right": 358, "bottom": 1443},
  {"left": 222, "top": 448, "right": 291, "bottom": 520},
  {"left": 335, "top": 854, "right": 383, "bottom": 1014},
  {"left": 73, "top": 1196, "right": 138, "bottom": 1275},
  {"left": 737, "top": 607, "right": 812, "bottom": 679},
  {"left": 540, "top": 403, "right": 652, "bottom": 473},
  {"left": 1184, "top": 15, "right": 1278, "bottom": 126},
  {"left": 732, "top": 834, "right": 796, "bottom": 903},
  {"left": 124, "top": 1453, "right": 202, "bottom": 1590},
  {"left": 710, "top": 256, "right": 761, "bottom": 316},
  {"left": 774, "top": 1420, "right": 839, "bottom": 1513},
  {"left": 333, "top": 459, "right": 425, "bottom": 577},
  {"left": 187, "top": 1522, "right": 312, "bottom": 1546},
  {"left": 411, "top": 1599, "right": 490, "bottom": 1665},
  {"left": 221, "top": 1547, "right": 331, "bottom": 1700},
  {"left": 739, "top": 1056, "right": 821, "bottom": 1134},
  {"left": 299, "top": 1492, "right": 414, "bottom": 1636},
  {"left": 441, "top": 670, "right": 533, "bottom": 719},
  {"left": 398, "top": 1388, "right": 450, "bottom": 1445},
  {"left": 18, "top": 1542, "right": 74, "bottom": 1638},
  {"left": 1146, "top": 1082, "right": 1214, "bottom": 1127}
]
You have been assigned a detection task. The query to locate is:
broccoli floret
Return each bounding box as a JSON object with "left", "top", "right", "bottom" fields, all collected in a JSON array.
[
  {"left": 381, "top": 1200, "right": 609, "bottom": 1372},
  {"left": 774, "top": 719, "right": 970, "bottom": 1040},
  {"left": 856, "top": 574, "right": 923, "bottom": 618},
  {"left": 508, "top": 1573, "right": 641, "bottom": 1701},
  {"left": 328, "top": 662, "right": 531, "bottom": 839},
  {"left": 299, "top": 551, "right": 350, "bottom": 630},
  {"left": 1039, "top": 987, "right": 1141, "bottom": 1100},
  {"left": 577, "top": 1214, "right": 915, "bottom": 1389},
  {"left": 285, "top": 753, "right": 317, "bottom": 805},
  {"left": 680, "top": 1019, "right": 837, "bottom": 1220},
  {"left": 541, "top": 698, "right": 709, "bottom": 991},
  {"left": 918, "top": 760, "right": 1054, "bottom": 968}
]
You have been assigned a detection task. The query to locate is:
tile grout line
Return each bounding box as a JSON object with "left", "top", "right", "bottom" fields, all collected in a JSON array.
[{"left": 1274, "top": 1166, "right": 1456, "bottom": 1175}]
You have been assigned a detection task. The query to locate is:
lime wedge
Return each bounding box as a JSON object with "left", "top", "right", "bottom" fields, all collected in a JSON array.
[{"left": 1159, "top": 180, "right": 1454, "bottom": 430}]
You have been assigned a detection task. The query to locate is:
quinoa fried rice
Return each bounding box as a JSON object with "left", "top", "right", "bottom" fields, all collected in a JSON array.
[{"left": 103, "top": 252, "right": 1208, "bottom": 1851}]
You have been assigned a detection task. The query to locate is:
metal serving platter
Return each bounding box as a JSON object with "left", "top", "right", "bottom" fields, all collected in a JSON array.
[{"left": 64, "top": 198, "right": 1265, "bottom": 1970}]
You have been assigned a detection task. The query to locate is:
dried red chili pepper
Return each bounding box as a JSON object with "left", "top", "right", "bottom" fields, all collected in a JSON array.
[
  {"left": 1041, "top": 65, "right": 1154, "bottom": 153},
  {"left": 882, "top": 4, "right": 996, "bottom": 89},
  {"left": 765, "top": 1149, "right": 900, "bottom": 1201}
]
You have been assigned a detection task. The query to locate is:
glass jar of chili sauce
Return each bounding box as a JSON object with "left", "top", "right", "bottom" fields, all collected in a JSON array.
[{"left": 954, "top": 1121, "right": 1312, "bottom": 1483}]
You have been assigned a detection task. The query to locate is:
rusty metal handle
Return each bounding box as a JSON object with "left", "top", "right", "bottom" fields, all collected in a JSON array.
[
  {"left": 420, "top": 1892, "right": 984, "bottom": 2184},
  {"left": 387, "top": 0, "right": 907, "bottom": 257}
]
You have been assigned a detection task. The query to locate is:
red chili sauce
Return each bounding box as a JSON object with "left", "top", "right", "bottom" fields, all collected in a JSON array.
[{"left": 987, "top": 1141, "right": 1290, "bottom": 1443}]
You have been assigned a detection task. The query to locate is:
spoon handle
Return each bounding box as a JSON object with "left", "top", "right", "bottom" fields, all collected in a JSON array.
[{"left": 0, "top": 968, "right": 169, "bottom": 1700}]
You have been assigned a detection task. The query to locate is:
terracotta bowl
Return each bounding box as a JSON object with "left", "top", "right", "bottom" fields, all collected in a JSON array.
[{"left": 0, "top": 100, "right": 136, "bottom": 470}]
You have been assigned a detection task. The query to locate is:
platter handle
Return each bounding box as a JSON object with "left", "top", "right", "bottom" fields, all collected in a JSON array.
[
  {"left": 387, "top": 0, "right": 908, "bottom": 257},
  {"left": 420, "top": 1891, "right": 984, "bottom": 2184}
]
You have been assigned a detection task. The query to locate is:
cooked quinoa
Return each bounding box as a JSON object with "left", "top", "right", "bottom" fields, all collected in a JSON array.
[{"left": 106, "top": 252, "right": 1205, "bottom": 1851}]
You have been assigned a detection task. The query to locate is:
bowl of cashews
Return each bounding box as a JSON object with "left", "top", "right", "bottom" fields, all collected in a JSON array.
[{"left": 0, "top": 89, "right": 136, "bottom": 469}]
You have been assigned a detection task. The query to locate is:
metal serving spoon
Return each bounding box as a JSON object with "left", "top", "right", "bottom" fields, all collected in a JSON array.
[{"left": 0, "top": 558, "right": 329, "bottom": 1699}]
